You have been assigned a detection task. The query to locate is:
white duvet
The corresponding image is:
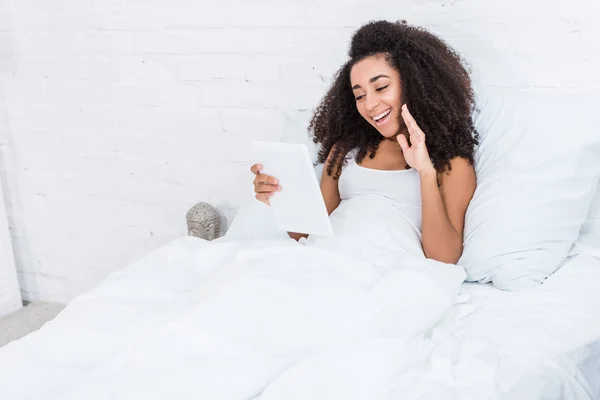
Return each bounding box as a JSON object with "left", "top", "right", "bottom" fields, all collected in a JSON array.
[{"left": 0, "top": 196, "right": 598, "bottom": 399}]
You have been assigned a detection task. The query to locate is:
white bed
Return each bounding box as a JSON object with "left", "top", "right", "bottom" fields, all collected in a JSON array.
[
  {"left": 0, "top": 234, "right": 598, "bottom": 400},
  {"left": 1, "top": 88, "right": 598, "bottom": 398},
  {"left": 450, "top": 254, "right": 600, "bottom": 399}
]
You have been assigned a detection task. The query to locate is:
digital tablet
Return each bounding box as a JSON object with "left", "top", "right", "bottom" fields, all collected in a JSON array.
[{"left": 251, "top": 141, "right": 333, "bottom": 237}]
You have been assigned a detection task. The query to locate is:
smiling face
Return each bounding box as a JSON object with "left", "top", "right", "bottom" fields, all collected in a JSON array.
[{"left": 350, "top": 54, "right": 405, "bottom": 139}]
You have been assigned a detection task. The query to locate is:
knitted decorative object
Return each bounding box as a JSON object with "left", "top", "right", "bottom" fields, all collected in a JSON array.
[{"left": 186, "top": 202, "right": 221, "bottom": 240}]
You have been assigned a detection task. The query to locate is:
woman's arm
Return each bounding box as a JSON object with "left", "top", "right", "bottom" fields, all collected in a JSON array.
[
  {"left": 419, "top": 157, "right": 476, "bottom": 264},
  {"left": 288, "top": 148, "right": 342, "bottom": 241},
  {"left": 397, "top": 105, "right": 476, "bottom": 264}
]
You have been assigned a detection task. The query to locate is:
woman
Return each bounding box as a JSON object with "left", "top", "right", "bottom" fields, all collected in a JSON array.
[{"left": 251, "top": 20, "right": 478, "bottom": 265}]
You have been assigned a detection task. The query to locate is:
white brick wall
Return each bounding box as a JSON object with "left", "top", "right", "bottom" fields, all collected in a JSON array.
[
  {"left": 0, "top": 69, "right": 23, "bottom": 316},
  {"left": 1, "top": 0, "right": 598, "bottom": 302}
]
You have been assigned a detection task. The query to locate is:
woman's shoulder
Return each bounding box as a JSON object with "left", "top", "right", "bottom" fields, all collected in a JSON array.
[
  {"left": 437, "top": 156, "right": 476, "bottom": 188},
  {"left": 439, "top": 157, "right": 475, "bottom": 176}
]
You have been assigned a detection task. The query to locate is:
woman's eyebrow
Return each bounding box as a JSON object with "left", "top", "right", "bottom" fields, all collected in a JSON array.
[{"left": 352, "top": 74, "right": 391, "bottom": 90}]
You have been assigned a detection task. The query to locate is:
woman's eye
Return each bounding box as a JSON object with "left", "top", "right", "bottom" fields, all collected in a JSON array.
[
  {"left": 355, "top": 95, "right": 365, "bottom": 101},
  {"left": 376, "top": 85, "right": 389, "bottom": 92}
]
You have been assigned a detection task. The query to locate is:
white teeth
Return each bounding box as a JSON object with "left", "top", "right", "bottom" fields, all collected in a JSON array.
[{"left": 373, "top": 109, "right": 391, "bottom": 121}]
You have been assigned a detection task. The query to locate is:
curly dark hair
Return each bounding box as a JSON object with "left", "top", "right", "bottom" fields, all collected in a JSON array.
[{"left": 309, "top": 20, "right": 479, "bottom": 179}]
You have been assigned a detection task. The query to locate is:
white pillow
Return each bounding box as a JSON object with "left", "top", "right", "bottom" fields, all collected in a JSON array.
[{"left": 458, "top": 88, "right": 600, "bottom": 290}]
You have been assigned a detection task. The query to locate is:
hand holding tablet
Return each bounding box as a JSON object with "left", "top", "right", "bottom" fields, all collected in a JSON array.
[{"left": 251, "top": 141, "right": 333, "bottom": 237}]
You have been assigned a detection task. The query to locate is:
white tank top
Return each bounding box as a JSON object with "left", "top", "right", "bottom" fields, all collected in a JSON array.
[
  {"left": 306, "top": 152, "right": 424, "bottom": 262},
  {"left": 305, "top": 151, "right": 425, "bottom": 265},
  {"left": 337, "top": 152, "right": 423, "bottom": 234}
]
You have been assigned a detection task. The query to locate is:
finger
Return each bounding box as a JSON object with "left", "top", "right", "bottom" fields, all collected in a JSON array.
[
  {"left": 413, "top": 130, "right": 425, "bottom": 146},
  {"left": 401, "top": 104, "right": 422, "bottom": 136},
  {"left": 397, "top": 134, "right": 410, "bottom": 152},
  {"left": 403, "top": 111, "right": 424, "bottom": 145},
  {"left": 250, "top": 163, "right": 262, "bottom": 175},
  {"left": 253, "top": 181, "right": 275, "bottom": 193},
  {"left": 406, "top": 127, "right": 422, "bottom": 148},
  {"left": 254, "top": 183, "right": 281, "bottom": 193},
  {"left": 255, "top": 173, "right": 279, "bottom": 185}
]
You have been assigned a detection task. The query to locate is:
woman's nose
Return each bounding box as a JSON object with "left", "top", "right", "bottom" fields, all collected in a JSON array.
[{"left": 365, "top": 94, "right": 379, "bottom": 111}]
